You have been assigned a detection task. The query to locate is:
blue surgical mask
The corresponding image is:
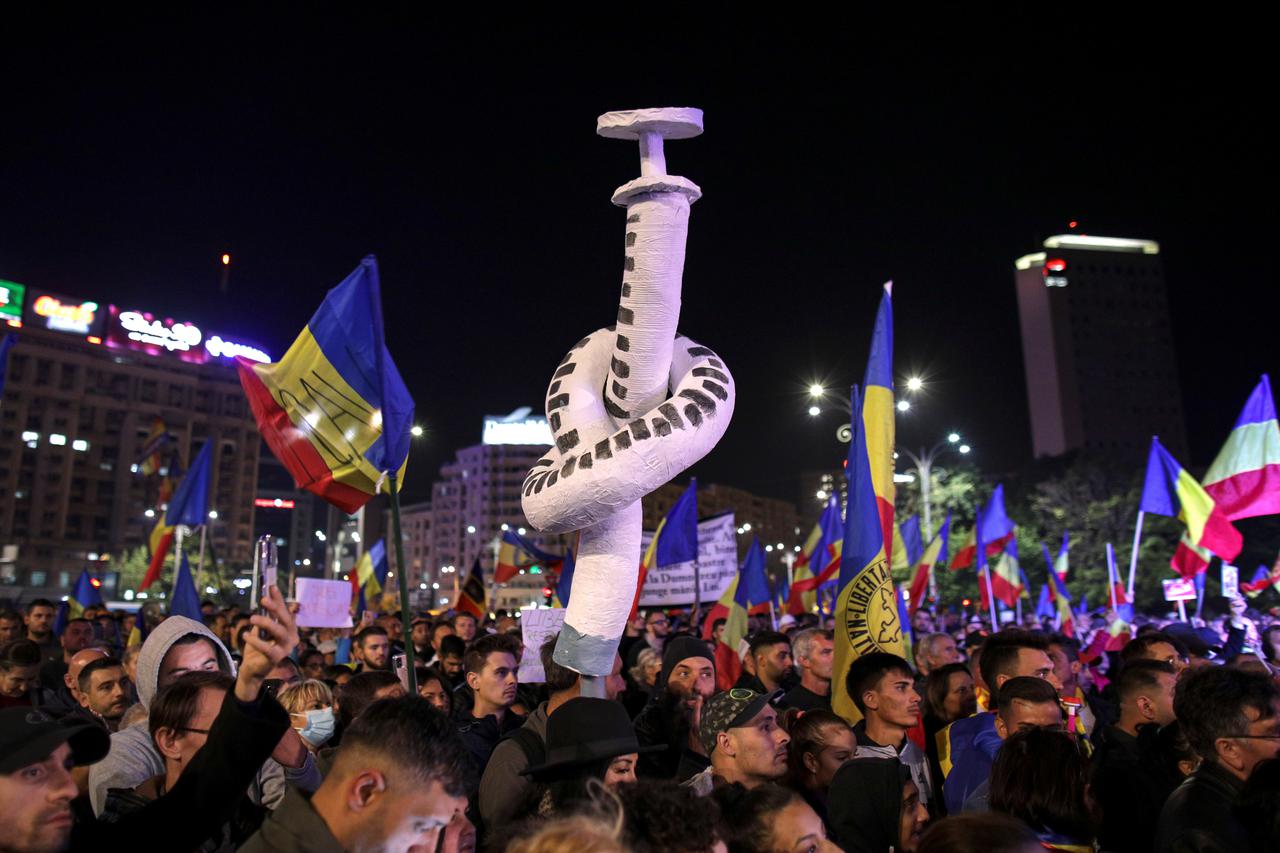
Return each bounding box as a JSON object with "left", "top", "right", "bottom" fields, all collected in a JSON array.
[{"left": 295, "top": 707, "right": 336, "bottom": 747}]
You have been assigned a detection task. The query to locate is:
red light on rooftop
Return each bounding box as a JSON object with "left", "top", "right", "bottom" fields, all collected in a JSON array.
[
  {"left": 1044, "top": 258, "right": 1067, "bottom": 273},
  {"left": 254, "top": 498, "right": 296, "bottom": 509},
  {"left": 1068, "top": 220, "right": 1078, "bottom": 229}
]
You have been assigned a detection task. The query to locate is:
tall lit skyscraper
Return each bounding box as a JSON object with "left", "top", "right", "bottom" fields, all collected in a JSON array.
[{"left": 1014, "top": 233, "right": 1187, "bottom": 459}]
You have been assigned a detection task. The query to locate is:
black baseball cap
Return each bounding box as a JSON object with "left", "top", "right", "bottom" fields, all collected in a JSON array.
[{"left": 0, "top": 708, "right": 110, "bottom": 774}]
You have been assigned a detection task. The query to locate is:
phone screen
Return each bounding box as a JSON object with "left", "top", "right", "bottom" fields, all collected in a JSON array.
[
  {"left": 393, "top": 653, "right": 409, "bottom": 692},
  {"left": 256, "top": 537, "right": 279, "bottom": 640}
]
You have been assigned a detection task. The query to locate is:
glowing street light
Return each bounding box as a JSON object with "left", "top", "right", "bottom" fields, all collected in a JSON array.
[
  {"left": 221, "top": 253, "right": 231, "bottom": 266},
  {"left": 808, "top": 384, "right": 825, "bottom": 398},
  {"left": 807, "top": 405, "right": 822, "bottom": 417},
  {"left": 410, "top": 425, "right": 424, "bottom": 437},
  {"left": 896, "top": 400, "right": 911, "bottom": 412},
  {"left": 906, "top": 376, "right": 924, "bottom": 392},
  {"left": 948, "top": 432, "right": 961, "bottom": 443},
  {"left": 959, "top": 444, "right": 971, "bottom": 454}
]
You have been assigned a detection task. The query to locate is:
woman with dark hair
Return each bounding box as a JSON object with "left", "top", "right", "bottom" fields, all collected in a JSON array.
[
  {"left": 414, "top": 665, "right": 451, "bottom": 715},
  {"left": 713, "top": 782, "right": 838, "bottom": 853},
  {"left": 988, "top": 727, "right": 1096, "bottom": 851},
  {"left": 916, "top": 812, "right": 1045, "bottom": 853},
  {"left": 783, "top": 709, "right": 855, "bottom": 832},
  {"left": 828, "top": 757, "right": 929, "bottom": 853},
  {"left": 924, "top": 663, "right": 976, "bottom": 724},
  {"left": 527, "top": 697, "right": 661, "bottom": 816}
]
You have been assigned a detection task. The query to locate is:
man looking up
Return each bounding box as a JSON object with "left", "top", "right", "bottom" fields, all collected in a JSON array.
[
  {"left": 958, "top": 676, "right": 1063, "bottom": 812},
  {"left": 23, "top": 600, "right": 59, "bottom": 662},
  {"left": 736, "top": 631, "right": 793, "bottom": 694},
  {"left": 242, "top": 697, "right": 472, "bottom": 853},
  {"left": 780, "top": 628, "right": 833, "bottom": 712},
  {"left": 688, "top": 689, "right": 790, "bottom": 793},
  {"left": 846, "top": 652, "right": 935, "bottom": 814},
  {"left": 1156, "top": 665, "right": 1280, "bottom": 852},
  {"left": 77, "top": 656, "right": 130, "bottom": 732},
  {"left": 938, "top": 631, "right": 1060, "bottom": 814},
  {"left": 1092, "top": 660, "right": 1179, "bottom": 852},
  {"left": 88, "top": 611, "right": 319, "bottom": 814},
  {"left": 456, "top": 633, "right": 522, "bottom": 776},
  {"left": 354, "top": 627, "right": 391, "bottom": 672},
  {"left": 635, "top": 636, "right": 718, "bottom": 781}
]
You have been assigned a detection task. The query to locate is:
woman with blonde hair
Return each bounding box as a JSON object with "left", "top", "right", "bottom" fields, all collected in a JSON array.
[{"left": 276, "top": 678, "right": 335, "bottom": 752}]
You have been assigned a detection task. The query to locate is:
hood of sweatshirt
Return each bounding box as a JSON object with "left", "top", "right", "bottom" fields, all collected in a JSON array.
[{"left": 134, "top": 615, "right": 235, "bottom": 708}]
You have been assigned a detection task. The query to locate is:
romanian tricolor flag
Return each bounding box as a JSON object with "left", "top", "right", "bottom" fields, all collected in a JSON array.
[
  {"left": 1047, "top": 569, "right": 1075, "bottom": 637},
  {"left": 892, "top": 515, "right": 923, "bottom": 573},
  {"left": 948, "top": 489, "right": 1017, "bottom": 573},
  {"left": 140, "top": 441, "right": 213, "bottom": 590},
  {"left": 1241, "top": 561, "right": 1280, "bottom": 598},
  {"left": 907, "top": 514, "right": 949, "bottom": 615},
  {"left": 137, "top": 417, "right": 172, "bottom": 477},
  {"left": 788, "top": 496, "right": 843, "bottom": 615},
  {"left": 711, "top": 538, "right": 771, "bottom": 691},
  {"left": 127, "top": 607, "right": 149, "bottom": 648},
  {"left": 496, "top": 529, "right": 564, "bottom": 585},
  {"left": 833, "top": 285, "right": 905, "bottom": 725},
  {"left": 552, "top": 549, "right": 575, "bottom": 608},
  {"left": 1140, "top": 437, "right": 1243, "bottom": 575},
  {"left": 351, "top": 540, "right": 389, "bottom": 615},
  {"left": 630, "top": 481, "right": 698, "bottom": 615},
  {"left": 981, "top": 539, "right": 1024, "bottom": 610},
  {"left": 1170, "top": 533, "right": 1213, "bottom": 578},
  {"left": 238, "top": 256, "right": 414, "bottom": 515},
  {"left": 1052, "top": 532, "right": 1069, "bottom": 581},
  {"left": 1204, "top": 375, "right": 1280, "bottom": 520},
  {"left": 457, "top": 558, "right": 486, "bottom": 619}
]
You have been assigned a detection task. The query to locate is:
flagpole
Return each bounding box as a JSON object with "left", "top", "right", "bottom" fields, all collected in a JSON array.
[
  {"left": 983, "top": 562, "right": 997, "bottom": 629},
  {"left": 387, "top": 471, "right": 418, "bottom": 695},
  {"left": 1106, "top": 543, "right": 1119, "bottom": 614},
  {"left": 1195, "top": 567, "right": 1207, "bottom": 620},
  {"left": 692, "top": 555, "right": 702, "bottom": 633},
  {"left": 1125, "top": 510, "right": 1144, "bottom": 602},
  {"left": 196, "top": 524, "right": 208, "bottom": 598}
]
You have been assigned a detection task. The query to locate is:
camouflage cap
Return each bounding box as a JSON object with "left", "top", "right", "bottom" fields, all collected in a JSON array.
[{"left": 698, "top": 688, "right": 779, "bottom": 755}]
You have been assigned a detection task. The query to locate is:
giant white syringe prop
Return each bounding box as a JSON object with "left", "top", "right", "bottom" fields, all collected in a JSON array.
[{"left": 521, "top": 108, "right": 735, "bottom": 695}]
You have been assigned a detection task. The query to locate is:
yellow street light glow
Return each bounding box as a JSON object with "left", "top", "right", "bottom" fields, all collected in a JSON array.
[{"left": 221, "top": 253, "right": 231, "bottom": 265}]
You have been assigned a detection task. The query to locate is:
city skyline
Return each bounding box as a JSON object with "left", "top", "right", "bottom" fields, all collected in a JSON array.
[{"left": 2, "top": 19, "right": 1272, "bottom": 508}]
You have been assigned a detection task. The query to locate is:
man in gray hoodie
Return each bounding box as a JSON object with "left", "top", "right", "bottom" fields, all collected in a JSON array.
[{"left": 87, "top": 614, "right": 320, "bottom": 814}]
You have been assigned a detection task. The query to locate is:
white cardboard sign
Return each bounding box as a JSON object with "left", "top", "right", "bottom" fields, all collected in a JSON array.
[
  {"left": 638, "top": 512, "right": 738, "bottom": 607},
  {"left": 519, "top": 608, "right": 567, "bottom": 683},
  {"left": 295, "top": 578, "right": 354, "bottom": 628},
  {"left": 1221, "top": 564, "right": 1239, "bottom": 598},
  {"left": 1162, "top": 577, "right": 1198, "bottom": 602}
]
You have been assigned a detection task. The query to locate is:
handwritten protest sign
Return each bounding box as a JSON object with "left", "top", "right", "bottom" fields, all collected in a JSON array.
[
  {"left": 638, "top": 512, "right": 737, "bottom": 607},
  {"left": 519, "top": 608, "right": 567, "bottom": 683},
  {"left": 295, "top": 578, "right": 355, "bottom": 628}
]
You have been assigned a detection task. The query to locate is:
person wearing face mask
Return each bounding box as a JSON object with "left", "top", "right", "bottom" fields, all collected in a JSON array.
[{"left": 278, "top": 680, "right": 337, "bottom": 753}]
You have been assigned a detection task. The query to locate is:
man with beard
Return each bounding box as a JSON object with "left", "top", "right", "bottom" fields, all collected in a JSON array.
[
  {"left": 634, "top": 637, "right": 717, "bottom": 781},
  {"left": 76, "top": 656, "right": 130, "bottom": 732}
]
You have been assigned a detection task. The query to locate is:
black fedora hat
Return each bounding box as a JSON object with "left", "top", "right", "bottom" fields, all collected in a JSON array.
[{"left": 524, "top": 697, "right": 663, "bottom": 778}]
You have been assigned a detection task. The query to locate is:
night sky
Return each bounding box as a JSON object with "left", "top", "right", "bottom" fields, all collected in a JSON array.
[{"left": 3, "top": 16, "right": 1273, "bottom": 507}]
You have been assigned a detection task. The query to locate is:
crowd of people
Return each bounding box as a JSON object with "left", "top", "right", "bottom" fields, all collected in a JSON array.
[{"left": 2, "top": 592, "right": 1279, "bottom": 852}]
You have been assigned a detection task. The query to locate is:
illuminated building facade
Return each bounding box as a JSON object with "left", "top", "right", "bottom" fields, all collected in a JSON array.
[
  {"left": 0, "top": 283, "right": 271, "bottom": 598},
  {"left": 1014, "top": 234, "right": 1187, "bottom": 459},
  {"left": 643, "top": 480, "right": 801, "bottom": 569}
]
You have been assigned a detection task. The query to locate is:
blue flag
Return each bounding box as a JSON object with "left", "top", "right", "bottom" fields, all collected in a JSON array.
[
  {"left": 167, "top": 441, "right": 213, "bottom": 527},
  {"left": 1036, "top": 584, "right": 1055, "bottom": 619},
  {"left": 734, "top": 538, "right": 772, "bottom": 610},
  {"left": 69, "top": 569, "right": 105, "bottom": 615},
  {"left": 900, "top": 515, "right": 924, "bottom": 568},
  {"left": 0, "top": 333, "right": 17, "bottom": 400},
  {"left": 169, "top": 552, "right": 204, "bottom": 621},
  {"left": 655, "top": 479, "right": 699, "bottom": 566},
  {"left": 554, "top": 549, "right": 576, "bottom": 608}
]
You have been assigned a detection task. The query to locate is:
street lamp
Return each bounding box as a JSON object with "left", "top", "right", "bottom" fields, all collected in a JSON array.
[
  {"left": 807, "top": 405, "right": 822, "bottom": 417},
  {"left": 898, "top": 433, "right": 973, "bottom": 601},
  {"left": 808, "top": 384, "right": 825, "bottom": 398},
  {"left": 906, "top": 377, "right": 924, "bottom": 392},
  {"left": 410, "top": 425, "right": 424, "bottom": 437},
  {"left": 896, "top": 400, "right": 911, "bottom": 412}
]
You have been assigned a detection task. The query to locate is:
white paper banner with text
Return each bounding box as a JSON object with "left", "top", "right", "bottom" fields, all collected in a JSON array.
[
  {"left": 638, "top": 512, "right": 738, "bottom": 607},
  {"left": 519, "top": 608, "right": 567, "bottom": 683},
  {"left": 295, "top": 578, "right": 355, "bottom": 628}
]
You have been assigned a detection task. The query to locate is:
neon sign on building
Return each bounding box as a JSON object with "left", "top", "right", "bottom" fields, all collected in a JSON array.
[{"left": 31, "top": 293, "right": 102, "bottom": 334}]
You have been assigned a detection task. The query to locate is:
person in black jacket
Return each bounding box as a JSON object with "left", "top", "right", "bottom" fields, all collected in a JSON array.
[
  {"left": 0, "top": 585, "right": 301, "bottom": 853},
  {"left": 1156, "top": 665, "right": 1280, "bottom": 853},
  {"left": 634, "top": 636, "right": 716, "bottom": 781}
]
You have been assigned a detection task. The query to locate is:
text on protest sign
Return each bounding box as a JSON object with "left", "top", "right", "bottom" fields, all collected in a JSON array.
[
  {"left": 519, "top": 608, "right": 567, "bottom": 683},
  {"left": 638, "top": 512, "right": 737, "bottom": 607},
  {"left": 295, "top": 578, "right": 355, "bottom": 628}
]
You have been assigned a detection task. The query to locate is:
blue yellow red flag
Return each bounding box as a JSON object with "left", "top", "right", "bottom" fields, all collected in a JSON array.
[
  {"left": 631, "top": 481, "right": 698, "bottom": 613},
  {"left": 1141, "top": 437, "right": 1242, "bottom": 566},
  {"left": 907, "top": 513, "right": 949, "bottom": 614},
  {"left": 788, "top": 496, "right": 843, "bottom": 614},
  {"left": 458, "top": 558, "right": 486, "bottom": 618},
  {"left": 169, "top": 552, "right": 203, "bottom": 621},
  {"left": 553, "top": 549, "right": 576, "bottom": 608},
  {"left": 68, "top": 569, "right": 104, "bottom": 618},
  {"left": 139, "top": 442, "right": 213, "bottom": 591},
  {"left": 713, "top": 538, "right": 771, "bottom": 690},
  {"left": 238, "top": 256, "right": 414, "bottom": 514},
  {"left": 833, "top": 284, "right": 904, "bottom": 723},
  {"left": 497, "top": 530, "right": 564, "bottom": 584}
]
